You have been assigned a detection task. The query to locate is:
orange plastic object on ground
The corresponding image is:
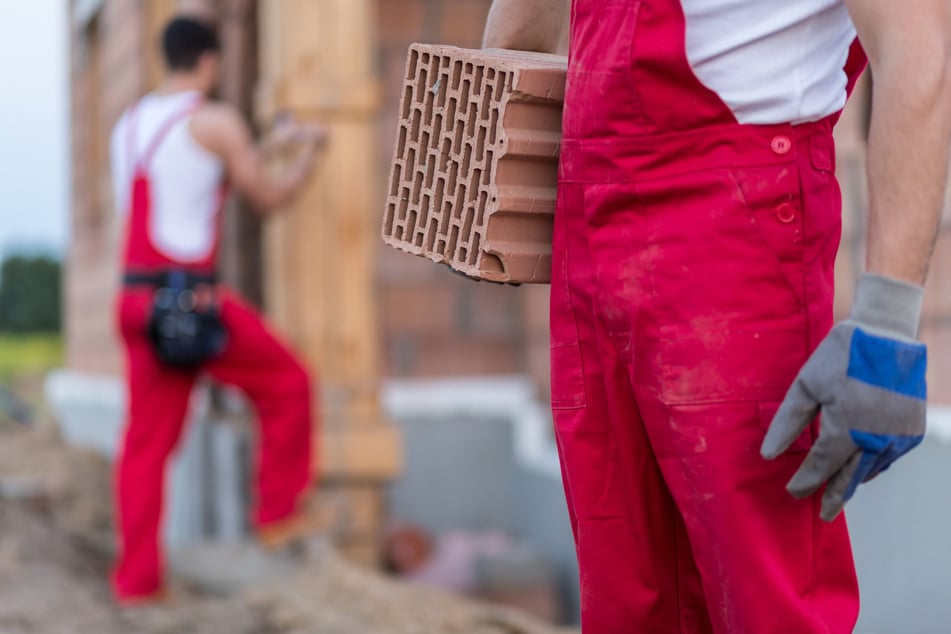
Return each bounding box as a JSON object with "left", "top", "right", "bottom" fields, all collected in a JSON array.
[{"left": 382, "top": 44, "right": 567, "bottom": 284}]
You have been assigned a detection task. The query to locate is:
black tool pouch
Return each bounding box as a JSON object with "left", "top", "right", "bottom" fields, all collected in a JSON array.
[{"left": 138, "top": 271, "right": 228, "bottom": 368}]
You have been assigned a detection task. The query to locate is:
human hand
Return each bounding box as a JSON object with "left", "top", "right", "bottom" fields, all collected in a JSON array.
[
  {"left": 263, "top": 114, "right": 328, "bottom": 155},
  {"left": 295, "top": 121, "right": 330, "bottom": 150},
  {"left": 761, "top": 273, "right": 927, "bottom": 521}
]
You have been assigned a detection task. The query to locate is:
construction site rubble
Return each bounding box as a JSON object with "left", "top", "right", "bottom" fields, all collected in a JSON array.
[{"left": 0, "top": 425, "right": 576, "bottom": 634}]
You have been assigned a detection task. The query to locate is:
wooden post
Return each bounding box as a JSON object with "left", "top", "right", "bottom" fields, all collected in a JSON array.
[
  {"left": 257, "top": 0, "right": 401, "bottom": 563},
  {"left": 217, "top": 0, "right": 265, "bottom": 303},
  {"left": 144, "top": 1, "right": 177, "bottom": 87}
]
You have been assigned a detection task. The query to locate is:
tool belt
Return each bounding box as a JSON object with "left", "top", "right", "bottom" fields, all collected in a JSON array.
[{"left": 123, "top": 269, "right": 228, "bottom": 369}]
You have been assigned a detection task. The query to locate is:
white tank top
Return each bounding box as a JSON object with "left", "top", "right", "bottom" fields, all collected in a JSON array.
[
  {"left": 110, "top": 90, "right": 224, "bottom": 262},
  {"left": 681, "top": 0, "right": 857, "bottom": 125}
]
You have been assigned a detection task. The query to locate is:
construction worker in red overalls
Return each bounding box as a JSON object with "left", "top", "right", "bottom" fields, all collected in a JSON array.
[
  {"left": 486, "top": 0, "right": 951, "bottom": 631},
  {"left": 109, "top": 16, "right": 326, "bottom": 604}
]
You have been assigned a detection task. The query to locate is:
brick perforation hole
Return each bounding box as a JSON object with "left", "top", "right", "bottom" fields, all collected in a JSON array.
[
  {"left": 387, "top": 47, "right": 512, "bottom": 264},
  {"left": 385, "top": 44, "right": 565, "bottom": 283}
]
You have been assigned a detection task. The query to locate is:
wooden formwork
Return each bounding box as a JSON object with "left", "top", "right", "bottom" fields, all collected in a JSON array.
[{"left": 256, "top": 0, "right": 401, "bottom": 562}]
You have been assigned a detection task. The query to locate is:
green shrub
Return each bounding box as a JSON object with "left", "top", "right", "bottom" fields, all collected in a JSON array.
[{"left": 0, "top": 255, "right": 61, "bottom": 333}]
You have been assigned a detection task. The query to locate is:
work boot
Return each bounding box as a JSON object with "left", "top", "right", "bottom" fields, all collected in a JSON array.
[
  {"left": 256, "top": 500, "right": 338, "bottom": 552},
  {"left": 116, "top": 587, "right": 171, "bottom": 608}
]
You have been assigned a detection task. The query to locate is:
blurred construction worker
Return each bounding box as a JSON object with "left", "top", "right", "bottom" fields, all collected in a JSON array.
[
  {"left": 486, "top": 1, "right": 951, "bottom": 632},
  {"left": 109, "top": 16, "right": 326, "bottom": 604}
]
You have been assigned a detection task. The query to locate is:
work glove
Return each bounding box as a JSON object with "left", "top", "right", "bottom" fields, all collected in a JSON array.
[{"left": 761, "top": 273, "right": 927, "bottom": 521}]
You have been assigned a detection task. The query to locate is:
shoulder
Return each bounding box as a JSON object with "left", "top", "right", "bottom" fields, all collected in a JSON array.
[
  {"left": 191, "top": 102, "right": 248, "bottom": 138},
  {"left": 189, "top": 101, "right": 251, "bottom": 156}
]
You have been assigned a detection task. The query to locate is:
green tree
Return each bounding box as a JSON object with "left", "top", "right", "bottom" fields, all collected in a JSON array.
[{"left": 0, "top": 255, "right": 62, "bottom": 333}]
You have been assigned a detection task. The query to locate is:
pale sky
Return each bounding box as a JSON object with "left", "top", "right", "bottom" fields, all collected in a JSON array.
[{"left": 0, "top": 1, "right": 68, "bottom": 261}]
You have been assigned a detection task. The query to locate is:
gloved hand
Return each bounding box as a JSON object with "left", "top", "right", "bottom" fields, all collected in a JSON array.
[{"left": 761, "top": 273, "right": 927, "bottom": 521}]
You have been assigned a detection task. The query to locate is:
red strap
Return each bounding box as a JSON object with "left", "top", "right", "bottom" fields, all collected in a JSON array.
[{"left": 126, "top": 95, "right": 204, "bottom": 172}]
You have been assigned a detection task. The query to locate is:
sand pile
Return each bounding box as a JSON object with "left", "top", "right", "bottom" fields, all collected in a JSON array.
[{"left": 0, "top": 426, "right": 575, "bottom": 634}]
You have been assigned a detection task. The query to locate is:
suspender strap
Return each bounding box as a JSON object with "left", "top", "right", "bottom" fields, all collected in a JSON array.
[{"left": 125, "top": 95, "right": 204, "bottom": 172}]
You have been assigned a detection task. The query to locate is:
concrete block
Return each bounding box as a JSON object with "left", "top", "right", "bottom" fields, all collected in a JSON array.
[
  {"left": 167, "top": 540, "right": 294, "bottom": 596},
  {"left": 475, "top": 548, "right": 563, "bottom": 624},
  {"left": 165, "top": 413, "right": 209, "bottom": 547},
  {"left": 383, "top": 44, "right": 567, "bottom": 284},
  {"left": 850, "top": 410, "right": 951, "bottom": 634},
  {"left": 208, "top": 417, "right": 250, "bottom": 540}
]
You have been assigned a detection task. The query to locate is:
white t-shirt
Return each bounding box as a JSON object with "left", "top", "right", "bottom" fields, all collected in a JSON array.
[
  {"left": 110, "top": 91, "right": 224, "bottom": 262},
  {"left": 682, "top": 0, "right": 857, "bottom": 124}
]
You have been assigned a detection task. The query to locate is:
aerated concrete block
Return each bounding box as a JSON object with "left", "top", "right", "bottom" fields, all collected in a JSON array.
[{"left": 382, "top": 44, "right": 567, "bottom": 284}]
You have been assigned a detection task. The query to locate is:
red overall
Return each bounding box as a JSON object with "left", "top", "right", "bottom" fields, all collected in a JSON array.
[
  {"left": 550, "top": 2, "right": 867, "bottom": 631},
  {"left": 113, "top": 99, "right": 314, "bottom": 600}
]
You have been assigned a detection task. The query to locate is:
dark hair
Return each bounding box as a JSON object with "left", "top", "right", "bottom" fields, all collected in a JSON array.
[{"left": 162, "top": 16, "right": 220, "bottom": 71}]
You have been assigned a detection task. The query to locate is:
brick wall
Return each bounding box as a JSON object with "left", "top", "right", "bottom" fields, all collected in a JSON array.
[
  {"left": 375, "top": 0, "right": 552, "bottom": 393},
  {"left": 68, "top": 0, "right": 147, "bottom": 375}
]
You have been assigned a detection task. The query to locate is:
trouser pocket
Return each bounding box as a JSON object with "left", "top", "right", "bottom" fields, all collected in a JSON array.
[{"left": 550, "top": 183, "right": 587, "bottom": 410}]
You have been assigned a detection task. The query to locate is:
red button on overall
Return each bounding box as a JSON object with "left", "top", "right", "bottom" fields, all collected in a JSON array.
[
  {"left": 776, "top": 203, "right": 797, "bottom": 223},
  {"left": 771, "top": 135, "right": 792, "bottom": 155}
]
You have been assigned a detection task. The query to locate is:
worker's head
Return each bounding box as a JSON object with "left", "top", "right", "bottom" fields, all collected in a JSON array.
[{"left": 161, "top": 16, "right": 220, "bottom": 92}]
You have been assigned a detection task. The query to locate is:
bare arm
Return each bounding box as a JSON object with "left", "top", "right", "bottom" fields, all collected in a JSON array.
[
  {"left": 190, "top": 104, "right": 324, "bottom": 213},
  {"left": 483, "top": 0, "right": 569, "bottom": 55},
  {"left": 845, "top": 0, "right": 951, "bottom": 284}
]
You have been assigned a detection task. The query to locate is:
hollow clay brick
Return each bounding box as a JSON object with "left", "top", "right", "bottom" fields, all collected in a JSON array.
[{"left": 382, "top": 44, "right": 567, "bottom": 284}]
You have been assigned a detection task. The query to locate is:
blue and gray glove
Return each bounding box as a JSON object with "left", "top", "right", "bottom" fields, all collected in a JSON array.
[{"left": 761, "top": 273, "right": 927, "bottom": 521}]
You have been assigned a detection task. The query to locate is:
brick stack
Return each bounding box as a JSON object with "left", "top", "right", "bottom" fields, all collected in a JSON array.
[{"left": 383, "top": 44, "right": 566, "bottom": 284}]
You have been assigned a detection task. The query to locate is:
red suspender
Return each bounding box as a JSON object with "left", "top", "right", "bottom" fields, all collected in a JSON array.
[{"left": 125, "top": 95, "right": 204, "bottom": 173}]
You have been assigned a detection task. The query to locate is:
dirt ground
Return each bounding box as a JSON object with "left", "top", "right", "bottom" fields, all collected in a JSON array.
[{"left": 0, "top": 425, "right": 576, "bottom": 634}]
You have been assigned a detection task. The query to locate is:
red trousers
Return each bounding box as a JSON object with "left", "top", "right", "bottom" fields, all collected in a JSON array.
[
  {"left": 551, "top": 121, "right": 860, "bottom": 632},
  {"left": 553, "top": 1, "right": 863, "bottom": 629},
  {"left": 113, "top": 287, "right": 313, "bottom": 600}
]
